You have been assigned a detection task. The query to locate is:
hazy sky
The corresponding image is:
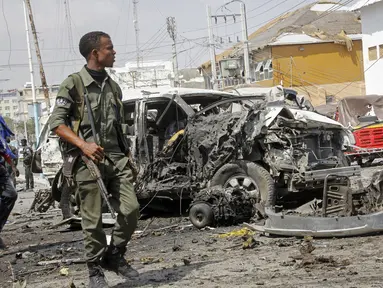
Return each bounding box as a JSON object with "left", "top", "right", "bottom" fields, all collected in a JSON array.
[{"left": 0, "top": 0, "right": 359, "bottom": 89}]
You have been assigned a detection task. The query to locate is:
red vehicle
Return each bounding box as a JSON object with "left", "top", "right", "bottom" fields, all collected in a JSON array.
[{"left": 336, "top": 95, "right": 383, "bottom": 166}]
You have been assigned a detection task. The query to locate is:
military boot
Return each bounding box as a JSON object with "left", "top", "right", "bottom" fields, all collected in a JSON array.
[
  {"left": 87, "top": 263, "right": 109, "bottom": 288},
  {"left": 101, "top": 245, "right": 139, "bottom": 278}
]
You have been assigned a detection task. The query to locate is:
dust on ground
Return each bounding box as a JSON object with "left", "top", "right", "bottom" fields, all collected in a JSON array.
[{"left": 1, "top": 166, "right": 383, "bottom": 288}]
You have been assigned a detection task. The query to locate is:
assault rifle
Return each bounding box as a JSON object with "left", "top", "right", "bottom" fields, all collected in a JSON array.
[{"left": 82, "top": 93, "right": 116, "bottom": 219}]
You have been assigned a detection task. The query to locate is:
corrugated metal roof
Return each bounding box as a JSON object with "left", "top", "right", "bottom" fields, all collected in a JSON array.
[
  {"left": 201, "top": 2, "right": 362, "bottom": 68},
  {"left": 270, "top": 33, "right": 362, "bottom": 46},
  {"left": 351, "top": 0, "right": 382, "bottom": 11}
]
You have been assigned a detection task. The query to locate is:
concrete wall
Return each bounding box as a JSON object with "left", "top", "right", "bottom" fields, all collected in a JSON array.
[
  {"left": 272, "top": 40, "right": 364, "bottom": 87},
  {"left": 360, "top": 2, "right": 383, "bottom": 95},
  {"left": 0, "top": 91, "right": 20, "bottom": 119}
]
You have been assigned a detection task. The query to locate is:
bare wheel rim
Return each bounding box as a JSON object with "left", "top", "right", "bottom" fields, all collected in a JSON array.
[{"left": 224, "top": 174, "right": 259, "bottom": 199}]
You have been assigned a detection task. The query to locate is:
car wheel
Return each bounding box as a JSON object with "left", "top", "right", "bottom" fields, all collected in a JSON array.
[
  {"left": 211, "top": 161, "right": 275, "bottom": 206},
  {"left": 189, "top": 202, "right": 214, "bottom": 229}
]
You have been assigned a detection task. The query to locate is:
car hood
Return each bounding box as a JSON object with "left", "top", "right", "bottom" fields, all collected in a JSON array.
[{"left": 265, "top": 107, "right": 343, "bottom": 129}]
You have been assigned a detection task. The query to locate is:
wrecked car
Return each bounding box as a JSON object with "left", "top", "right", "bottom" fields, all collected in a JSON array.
[{"left": 34, "top": 87, "right": 360, "bottom": 229}]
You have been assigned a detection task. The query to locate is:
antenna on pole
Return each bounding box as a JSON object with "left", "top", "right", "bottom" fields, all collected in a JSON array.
[
  {"left": 133, "top": 0, "right": 140, "bottom": 68},
  {"left": 167, "top": 17, "right": 179, "bottom": 87},
  {"left": 64, "top": 0, "right": 75, "bottom": 57}
]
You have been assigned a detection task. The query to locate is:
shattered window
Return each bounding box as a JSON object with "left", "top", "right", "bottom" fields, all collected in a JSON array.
[{"left": 147, "top": 109, "right": 158, "bottom": 121}]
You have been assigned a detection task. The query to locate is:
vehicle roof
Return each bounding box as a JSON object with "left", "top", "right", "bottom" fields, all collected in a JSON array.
[{"left": 121, "top": 87, "right": 236, "bottom": 103}]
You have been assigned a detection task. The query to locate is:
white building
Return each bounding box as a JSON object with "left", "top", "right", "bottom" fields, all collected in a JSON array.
[
  {"left": 352, "top": 0, "right": 383, "bottom": 95},
  {"left": 19, "top": 83, "right": 59, "bottom": 119},
  {"left": 0, "top": 90, "right": 22, "bottom": 119},
  {"left": 108, "top": 60, "right": 174, "bottom": 90}
]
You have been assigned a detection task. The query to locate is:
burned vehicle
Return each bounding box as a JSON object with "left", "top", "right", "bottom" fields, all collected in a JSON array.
[{"left": 34, "top": 88, "right": 359, "bottom": 228}]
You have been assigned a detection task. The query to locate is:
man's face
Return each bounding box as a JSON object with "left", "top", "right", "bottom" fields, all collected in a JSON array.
[{"left": 94, "top": 36, "right": 116, "bottom": 68}]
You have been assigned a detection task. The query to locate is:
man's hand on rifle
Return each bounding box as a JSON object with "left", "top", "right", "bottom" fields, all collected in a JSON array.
[{"left": 80, "top": 142, "right": 104, "bottom": 163}]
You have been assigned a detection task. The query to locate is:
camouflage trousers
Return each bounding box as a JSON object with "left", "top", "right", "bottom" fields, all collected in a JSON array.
[
  {"left": 24, "top": 165, "right": 34, "bottom": 189},
  {"left": 74, "top": 154, "right": 139, "bottom": 263}
]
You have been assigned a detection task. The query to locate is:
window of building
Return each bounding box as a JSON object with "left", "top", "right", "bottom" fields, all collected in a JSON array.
[
  {"left": 254, "top": 59, "right": 273, "bottom": 82},
  {"left": 379, "top": 45, "right": 383, "bottom": 59},
  {"left": 5, "top": 113, "right": 10, "bottom": 117},
  {"left": 5, "top": 107, "right": 9, "bottom": 110},
  {"left": 12, "top": 99, "right": 17, "bottom": 103},
  {"left": 13, "top": 106, "right": 18, "bottom": 110},
  {"left": 369, "top": 46, "right": 378, "bottom": 61},
  {"left": 4, "top": 100, "right": 9, "bottom": 104}
]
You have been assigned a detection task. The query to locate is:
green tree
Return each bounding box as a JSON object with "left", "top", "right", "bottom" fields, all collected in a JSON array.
[{"left": 2, "top": 116, "right": 36, "bottom": 142}]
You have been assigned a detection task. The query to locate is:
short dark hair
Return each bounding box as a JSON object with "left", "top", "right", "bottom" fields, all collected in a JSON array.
[{"left": 79, "top": 31, "right": 110, "bottom": 59}]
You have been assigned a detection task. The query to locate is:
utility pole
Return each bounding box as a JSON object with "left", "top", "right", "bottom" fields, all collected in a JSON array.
[
  {"left": 207, "top": 5, "right": 218, "bottom": 90},
  {"left": 290, "top": 56, "right": 293, "bottom": 87},
  {"left": 129, "top": 71, "right": 137, "bottom": 89},
  {"left": 25, "top": 0, "right": 51, "bottom": 114},
  {"left": 240, "top": 3, "right": 251, "bottom": 84},
  {"left": 167, "top": 17, "right": 180, "bottom": 87},
  {"left": 208, "top": 5, "right": 241, "bottom": 90},
  {"left": 133, "top": 0, "right": 141, "bottom": 68},
  {"left": 22, "top": 0, "right": 39, "bottom": 142}
]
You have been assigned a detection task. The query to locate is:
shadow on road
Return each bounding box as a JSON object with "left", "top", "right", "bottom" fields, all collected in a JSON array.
[{"left": 112, "top": 260, "right": 220, "bottom": 288}]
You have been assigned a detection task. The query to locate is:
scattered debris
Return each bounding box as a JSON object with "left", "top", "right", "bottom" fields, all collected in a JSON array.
[
  {"left": 216, "top": 228, "right": 255, "bottom": 238},
  {"left": 68, "top": 279, "right": 76, "bottom": 288},
  {"left": 12, "top": 280, "right": 27, "bottom": 288},
  {"left": 172, "top": 244, "right": 182, "bottom": 252},
  {"left": 182, "top": 258, "right": 191, "bottom": 266},
  {"left": 38, "top": 258, "right": 85, "bottom": 266},
  {"left": 30, "top": 189, "right": 55, "bottom": 213},
  {"left": 140, "top": 257, "right": 164, "bottom": 265},
  {"left": 242, "top": 235, "right": 260, "bottom": 250},
  {"left": 291, "top": 237, "right": 351, "bottom": 269},
  {"left": 59, "top": 267, "right": 69, "bottom": 276},
  {"left": 191, "top": 187, "right": 257, "bottom": 227},
  {"left": 21, "top": 251, "right": 33, "bottom": 259}
]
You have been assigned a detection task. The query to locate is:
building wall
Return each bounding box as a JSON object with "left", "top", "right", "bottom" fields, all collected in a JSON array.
[
  {"left": 294, "top": 80, "right": 366, "bottom": 106},
  {"left": 0, "top": 91, "right": 21, "bottom": 119},
  {"left": 360, "top": 2, "right": 383, "bottom": 95},
  {"left": 20, "top": 86, "right": 58, "bottom": 119},
  {"left": 272, "top": 40, "right": 364, "bottom": 87},
  {"left": 109, "top": 60, "right": 173, "bottom": 90}
]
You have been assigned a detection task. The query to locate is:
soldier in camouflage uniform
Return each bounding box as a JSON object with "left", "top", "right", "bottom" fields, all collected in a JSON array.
[
  {"left": 20, "top": 139, "right": 34, "bottom": 190},
  {"left": 49, "top": 31, "right": 139, "bottom": 288}
]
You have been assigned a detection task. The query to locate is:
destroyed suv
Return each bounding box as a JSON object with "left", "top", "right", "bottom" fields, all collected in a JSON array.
[{"left": 34, "top": 88, "right": 359, "bottom": 224}]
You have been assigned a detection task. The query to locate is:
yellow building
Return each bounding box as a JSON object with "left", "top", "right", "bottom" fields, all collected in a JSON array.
[
  {"left": 270, "top": 34, "right": 365, "bottom": 105},
  {"left": 199, "top": 1, "right": 365, "bottom": 106}
]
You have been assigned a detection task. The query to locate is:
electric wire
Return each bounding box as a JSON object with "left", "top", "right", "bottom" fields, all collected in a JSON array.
[{"left": 1, "top": 0, "right": 12, "bottom": 68}]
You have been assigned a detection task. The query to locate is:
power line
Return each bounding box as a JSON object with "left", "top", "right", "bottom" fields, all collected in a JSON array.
[
  {"left": 0, "top": 40, "right": 202, "bottom": 68},
  {"left": 124, "top": 0, "right": 132, "bottom": 52},
  {"left": 335, "top": 54, "right": 383, "bottom": 97},
  {"left": 1, "top": 0, "right": 12, "bottom": 68},
  {"left": 247, "top": 0, "right": 279, "bottom": 13},
  {"left": 180, "top": 0, "right": 297, "bottom": 35}
]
